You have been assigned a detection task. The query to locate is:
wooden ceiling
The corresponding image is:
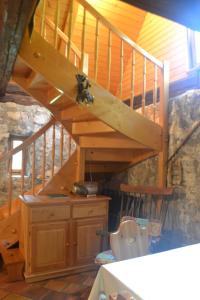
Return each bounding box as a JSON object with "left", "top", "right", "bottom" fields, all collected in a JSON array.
[{"left": 120, "top": 0, "right": 200, "bottom": 31}]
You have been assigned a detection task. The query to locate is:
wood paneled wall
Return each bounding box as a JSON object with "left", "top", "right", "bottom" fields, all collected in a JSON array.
[
  {"left": 70, "top": 0, "right": 146, "bottom": 95},
  {"left": 137, "top": 13, "right": 188, "bottom": 83},
  {"left": 121, "top": 12, "right": 189, "bottom": 100}
]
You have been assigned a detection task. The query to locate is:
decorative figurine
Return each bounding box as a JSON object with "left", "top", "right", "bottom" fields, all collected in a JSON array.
[{"left": 75, "top": 74, "right": 94, "bottom": 104}]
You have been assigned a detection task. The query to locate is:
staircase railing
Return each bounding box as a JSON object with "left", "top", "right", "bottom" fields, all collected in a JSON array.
[
  {"left": 35, "top": 2, "right": 89, "bottom": 74},
  {"left": 0, "top": 118, "right": 75, "bottom": 215},
  {"left": 35, "top": 0, "right": 169, "bottom": 126}
]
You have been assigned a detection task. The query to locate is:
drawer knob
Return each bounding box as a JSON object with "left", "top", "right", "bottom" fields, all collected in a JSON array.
[
  {"left": 66, "top": 243, "right": 70, "bottom": 247},
  {"left": 50, "top": 213, "right": 55, "bottom": 217},
  {"left": 88, "top": 209, "right": 94, "bottom": 215}
]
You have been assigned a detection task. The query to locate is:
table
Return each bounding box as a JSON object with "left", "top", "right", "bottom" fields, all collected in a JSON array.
[{"left": 88, "top": 243, "right": 200, "bottom": 300}]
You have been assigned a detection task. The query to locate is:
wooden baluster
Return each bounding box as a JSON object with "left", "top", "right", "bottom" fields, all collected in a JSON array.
[
  {"left": 65, "top": 44, "right": 68, "bottom": 58},
  {"left": 142, "top": 57, "right": 146, "bottom": 115},
  {"left": 21, "top": 149, "right": 25, "bottom": 196},
  {"left": 8, "top": 157, "right": 13, "bottom": 215},
  {"left": 32, "top": 142, "right": 35, "bottom": 194},
  {"left": 60, "top": 125, "right": 64, "bottom": 167},
  {"left": 80, "top": 7, "right": 86, "bottom": 71},
  {"left": 67, "top": 0, "right": 74, "bottom": 60},
  {"left": 94, "top": 19, "right": 99, "bottom": 82},
  {"left": 51, "top": 124, "right": 55, "bottom": 178},
  {"left": 107, "top": 30, "right": 112, "bottom": 90},
  {"left": 74, "top": 53, "right": 77, "bottom": 67},
  {"left": 54, "top": 0, "right": 60, "bottom": 49},
  {"left": 120, "top": 39, "right": 124, "bottom": 98},
  {"left": 42, "top": 133, "right": 46, "bottom": 188},
  {"left": 68, "top": 136, "right": 72, "bottom": 158},
  {"left": 153, "top": 64, "right": 158, "bottom": 122},
  {"left": 40, "top": 0, "right": 46, "bottom": 37},
  {"left": 130, "top": 49, "right": 136, "bottom": 109}
]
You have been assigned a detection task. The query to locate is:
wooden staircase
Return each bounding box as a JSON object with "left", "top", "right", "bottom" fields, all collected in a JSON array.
[{"left": 1, "top": 0, "right": 169, "bottom": 231}]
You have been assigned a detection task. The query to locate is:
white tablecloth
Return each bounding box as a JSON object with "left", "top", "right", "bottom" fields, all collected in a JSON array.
[{"left": 88, "top": 243, "right": 200, "bottom": 300}]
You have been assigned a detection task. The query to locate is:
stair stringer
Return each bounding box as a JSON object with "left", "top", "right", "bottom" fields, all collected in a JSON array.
[
  {"left": 17, "top": 31, "right": 162, "bottom": 151},
  {"left": 38, "top": 151, "right": 78, "bottom": 195},
  {"left": 0, "top": 210, "right": 20, "bottom": 246}
]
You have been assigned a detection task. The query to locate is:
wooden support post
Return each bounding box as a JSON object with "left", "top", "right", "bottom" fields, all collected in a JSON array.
[
  {"left": 157, "top": 61, "right": 169, "bottom": 215},
  {"left": 32, "top": 142, "right": 36, "bottom": 194},
  {"left": 76, "top": 146, "right": 85, "bottom": 182}
]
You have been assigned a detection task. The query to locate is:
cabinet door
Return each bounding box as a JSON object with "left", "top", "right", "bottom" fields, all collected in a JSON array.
[
  {"left": 30, "top": 222, "right": 70, "bottom": 273},
  {"left": 73, "top": 218, "right": 105, "bottom": 266}
]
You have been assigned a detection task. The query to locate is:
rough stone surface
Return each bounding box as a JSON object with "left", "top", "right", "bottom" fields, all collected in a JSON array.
[{"left": 128, "top": 89, "right": 200, "bottom": 243}]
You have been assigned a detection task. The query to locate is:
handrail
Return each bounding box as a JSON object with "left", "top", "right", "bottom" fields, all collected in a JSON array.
[
  {"left": 45, "top": 17, "right": 82, "bottom": 58},
  {"left": 0, "top": 118, "right": 55, "bottom": 163},
  {"left": 0, "top": 117, "right": 75, "bottom": 215},
  {"left": 77, "top": 0, "right": 163, "bottom": 68}
]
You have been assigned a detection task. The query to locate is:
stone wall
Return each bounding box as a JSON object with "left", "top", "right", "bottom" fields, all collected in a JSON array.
[
  {"left": 0, "top": 102, "right": 71, "bottom": 205},
  {"left": 128, "top": 89, "right": 200, "bottom": 243}
]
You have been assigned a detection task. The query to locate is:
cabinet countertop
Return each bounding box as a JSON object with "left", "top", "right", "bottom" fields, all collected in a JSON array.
[{"left": 19, "top": 194, "right": 111, "bottom": 206}]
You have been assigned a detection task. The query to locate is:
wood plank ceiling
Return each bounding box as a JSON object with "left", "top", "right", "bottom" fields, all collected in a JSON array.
[{"left": 120, "top": 0, "right": 200, "bottom": 31}]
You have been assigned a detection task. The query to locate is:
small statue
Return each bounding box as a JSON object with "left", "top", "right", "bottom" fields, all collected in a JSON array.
[{"left": 75, "top": 74, "right": 94, "bottom": 105}]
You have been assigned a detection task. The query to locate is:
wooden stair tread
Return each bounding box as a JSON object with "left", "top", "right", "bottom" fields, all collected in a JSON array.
[
  {"left": 1, "top": 248, "right": 24, "bottom": 265},
  {"left": 0, "top": 246, "right": 24, "bottom": 282}
]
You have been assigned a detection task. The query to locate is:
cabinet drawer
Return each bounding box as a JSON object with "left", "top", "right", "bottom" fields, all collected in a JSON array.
[
  {"left": 73, "top": 203, "right": 107, "bottom": 219},
  {"left": 30, "top": 205, "right": 70, "bottom": 223}
]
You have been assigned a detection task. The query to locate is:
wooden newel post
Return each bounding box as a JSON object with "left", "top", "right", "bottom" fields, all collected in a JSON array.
[{"left": 157, "top": 60, "right": 169, "bottom": 216}]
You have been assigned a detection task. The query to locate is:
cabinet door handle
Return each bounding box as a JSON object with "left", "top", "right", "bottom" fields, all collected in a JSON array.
[
  {"left": 73, "top": 242, "right": 77, "bottom": 246},
  {"left": 66, "top": 243, "right": 70, "bottom": 247}
]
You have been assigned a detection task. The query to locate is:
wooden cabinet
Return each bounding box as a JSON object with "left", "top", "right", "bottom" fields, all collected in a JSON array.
[
  {"left": 20, "top": 195, "right": 110, "bottom": 282},
  {"left": 73, "top": 218, "right": 105, "bottom": 266},
  {"left": 30, "top": 222, "right": 70, "bottom": 273}
]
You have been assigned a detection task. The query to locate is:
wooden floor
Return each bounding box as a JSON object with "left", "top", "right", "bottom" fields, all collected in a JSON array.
[{"left": 0, "top": 269, "right": 97, "bottom": 300}]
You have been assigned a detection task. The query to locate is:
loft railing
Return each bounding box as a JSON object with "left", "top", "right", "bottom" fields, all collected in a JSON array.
[
  {"left": 35, "top": 0, "right": 169, "bottom": 127},
  {"left": 0, "top": 118, "right": 75, "bottom": 215}
]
